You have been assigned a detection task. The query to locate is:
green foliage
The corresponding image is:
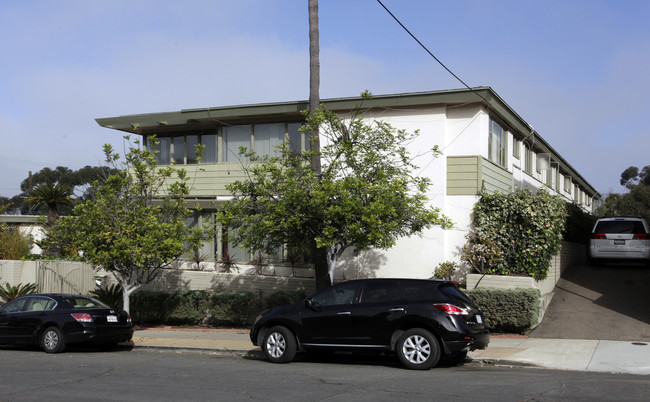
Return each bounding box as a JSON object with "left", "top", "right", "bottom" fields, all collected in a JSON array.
[
  {"left": 167, "top": 290, "right": 212, "bottom": 325},
  {"left": 432, "top": 261, "right": 457, "bottom": 281},
  {"left": 598, "top": 182, "right": 650, "bottom": 223},
  {"left": 0, "top": 226, "right": 31, "bottom": 260},
  {"left": 130, "top": 291, "right": 173, "bottom": 323},
  {"left": 25, "top": 183, "right": 74, "bottom": 225},
  {"left": 89, "top": 284, "right": 124, "bottom": 309},
  {"left": 460, "top": 234, "right": 504, "bottom": 274},
  {"left": 0, "top": 282, "right": 37, "bottom": 302},
  {"left": 43, "top": 136, "right": 211, "bottom": 312},
  {"left": 563, "top": 202, "right": 597, "bottom": 244},
  {"left": 216, "top": 97, "right": 452, "bottom": 286},
  {"left": 264, "top": 290, "right": 307, "bottom": 309},
  {"left": 208, "top": 291, "right": 263, "bottom": 326},
  {"left": 469, "top": 189, "right": 566, "bottom": 280},
  {"left": 129, "top": 290, "right": 272, "bottom": 327},
  {"left": 465, "top": 288, "right": 540, "bottom": 334}
]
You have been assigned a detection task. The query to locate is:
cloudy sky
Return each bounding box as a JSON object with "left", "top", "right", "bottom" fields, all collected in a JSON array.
[{"left": 1, "top": 0, "right": 648, "bottom": 198}]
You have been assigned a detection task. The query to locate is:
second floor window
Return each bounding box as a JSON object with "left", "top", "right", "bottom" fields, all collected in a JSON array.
[{"left": 488, "top": 119, "right": 507, "bottom": 167}]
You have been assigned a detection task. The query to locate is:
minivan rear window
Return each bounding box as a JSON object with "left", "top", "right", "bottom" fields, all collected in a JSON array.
[{"left": 594, "top": 221, "right": 646, "bottom": 234}]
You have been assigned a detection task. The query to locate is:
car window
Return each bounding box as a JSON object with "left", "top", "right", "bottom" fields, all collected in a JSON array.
[
  {"left": 402, "top": 281, "right": 440, "bottom": 302},
  {"left": 594, "top": 220, "right": 646, "bottom": 234},
  {"left": 0, "top": 298, "right": 29, "bottom": 313},
  {"left": 312, "top": 282, "right": 360, "bottom": 306},
  {"left": 359, "top": 281, "right": 405, "bottom": 304},
  {"left": 61, "top": 296, "right": 109, "bottom": 309},
  {"left": 26, "top": 297, "right": 56, "bottom": 311},
  {"left": 438, "top": 284, "right": 475, "bottom": 306}
]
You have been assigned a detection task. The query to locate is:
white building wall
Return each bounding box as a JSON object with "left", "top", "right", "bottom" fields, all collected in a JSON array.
[{"left": 337, "top": 105, "right": 487, "bottom": 280}]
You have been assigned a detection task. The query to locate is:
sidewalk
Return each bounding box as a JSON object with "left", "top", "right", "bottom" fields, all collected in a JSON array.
[{"left": 130, "top": 327, "right": 650, "bottom": 375}]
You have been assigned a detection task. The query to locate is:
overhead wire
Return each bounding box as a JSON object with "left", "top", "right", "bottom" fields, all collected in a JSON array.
[{"left": 375, "top": 0, "right": 491, "bottom": 105}]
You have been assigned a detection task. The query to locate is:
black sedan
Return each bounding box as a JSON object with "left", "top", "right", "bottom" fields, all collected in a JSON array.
[{"left": 0, "top": 293, "right": 133, "bottom": 353}]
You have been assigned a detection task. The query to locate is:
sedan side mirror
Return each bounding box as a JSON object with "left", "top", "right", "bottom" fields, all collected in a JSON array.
[{"left": 305, "top": 298, "right": 321, "bottom": 312}]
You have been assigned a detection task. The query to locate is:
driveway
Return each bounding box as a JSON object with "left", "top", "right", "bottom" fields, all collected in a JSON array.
[{"left": 529, "top": 263, "right": 650, "bottom": 341}]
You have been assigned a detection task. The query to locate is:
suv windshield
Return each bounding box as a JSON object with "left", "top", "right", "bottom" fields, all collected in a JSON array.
[{"left": 594, "top": 220, "right": 646, "bottom": 234}]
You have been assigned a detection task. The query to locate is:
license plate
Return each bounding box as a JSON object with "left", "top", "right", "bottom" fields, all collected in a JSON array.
[
  {"left": 476, "top": 315, "right": 483, "bottom": 324},
  {"left": 106, "top": 315, "right": 118, "bottom": 323},
  {"left": 614, "top": 240, "right": 625, "bottom": 245}
]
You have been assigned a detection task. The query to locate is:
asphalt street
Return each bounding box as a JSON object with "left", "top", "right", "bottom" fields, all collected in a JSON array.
[{"left": 1, "top": 349, "right": 649, "bottom": 401}]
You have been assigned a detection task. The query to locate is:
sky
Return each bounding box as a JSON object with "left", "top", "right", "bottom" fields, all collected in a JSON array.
[{"left": 1, "top": 0, "right": 649, "bottom": 199}]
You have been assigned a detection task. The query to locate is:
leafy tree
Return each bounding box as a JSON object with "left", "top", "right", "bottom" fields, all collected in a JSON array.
[
  {"left": 598, "top": 164, "right": 650, "bottom": 222},
  {"left": 216, "top": 98, "right": 452, "bottom": 288},
  {"left": 44, "top": 137, "right": 207, "bottom": 313},
  {"left": 25, "top": 183, "right": 74, "bottom": 225}
]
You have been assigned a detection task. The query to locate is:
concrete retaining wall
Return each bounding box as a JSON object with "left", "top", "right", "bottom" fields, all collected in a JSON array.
[{"left": 466, "top": 241, "right": 586, "bottom": 327}]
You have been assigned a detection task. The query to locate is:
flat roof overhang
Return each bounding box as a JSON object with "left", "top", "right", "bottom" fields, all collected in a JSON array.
[{"left": 95, "top": 87, "right": 599, "bottom": 197}]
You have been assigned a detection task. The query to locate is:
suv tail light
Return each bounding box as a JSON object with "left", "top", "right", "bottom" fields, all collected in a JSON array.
[
  {"left": 633, "top": 233, "right": 650, "bottom": 240},
  {"left": 591, "top": 233, "right": 606, "bottom": 239},
  {"left": 71, "top": 313, "right": 93, "bottom": 323},
  {"left": 433, "top": 303, "right": 469, "bottom": 316}
]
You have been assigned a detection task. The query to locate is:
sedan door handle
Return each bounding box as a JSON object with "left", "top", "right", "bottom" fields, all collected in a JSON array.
[
  {"left": 337, "top": 311, "right": 351, "bottom": 315},
  {"left": 389, "top": 308, "right": 405, "bottom": 312}
]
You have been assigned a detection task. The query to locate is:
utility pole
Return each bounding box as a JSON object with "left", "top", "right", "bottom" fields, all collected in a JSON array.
[
  {"left": 308, "top": 0, "right": 329, "bottom": 289},
  {"left": 308, "top": 0, "right": 321, "bottom": 173}
]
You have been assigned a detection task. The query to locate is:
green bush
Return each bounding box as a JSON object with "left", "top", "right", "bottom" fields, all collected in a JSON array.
[
  {"left": 563, "top": 202, "right": 597, "bottom": 244},
  {"left": 465, "top": 288, "right": 540, "bottom": 334},
  {"left": 130, "top": 291, "right": 172, "bottom": 324},
  {"left": 0, "top": 282, "right": 37, "bottom": 302},
  {"left": 208, "top": 291, "right": 263, "bottom": 327},
  {"left": 471, "top": 188, "right": 566, "bottom": 280},
  {"left": 166, "top": 290, "right": 211, "bottom": 325},
  {"left": 0, "top": 227, "right": 31, "bottom": 260},
  {"left": 89, "top": 284, "right": 123, "bottom": 309},
  {"left": 264, "top": 290, "right": 307, "bottom": 309}
]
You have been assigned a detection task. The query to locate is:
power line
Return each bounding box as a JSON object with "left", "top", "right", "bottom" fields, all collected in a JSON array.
[{"left": 376, "top": 0, "right": 490, "bottom": 105}]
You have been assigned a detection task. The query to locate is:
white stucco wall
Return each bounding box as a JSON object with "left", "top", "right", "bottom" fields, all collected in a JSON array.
[{"left": 336, "top": 105, "right": 487, "bottom": 280}]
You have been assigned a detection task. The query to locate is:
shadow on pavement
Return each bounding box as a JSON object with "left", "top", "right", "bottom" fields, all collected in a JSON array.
[{"left": 530, "top": 263, "right": 650, "bottom": 341}]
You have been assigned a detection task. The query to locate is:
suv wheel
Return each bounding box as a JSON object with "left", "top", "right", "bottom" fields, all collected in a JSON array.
[
  {"left": 396, "top": 328, "right": 440, "bottom": 370},
  {"left": 263, "top": 326, "right": 297, "bottom": 364}
]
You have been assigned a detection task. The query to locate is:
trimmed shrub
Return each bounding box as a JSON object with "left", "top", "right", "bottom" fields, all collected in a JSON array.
[
  {"left": 264, "top": 290, "right": 307, "bottom": 309},
  {"left": 208, "top": 291, "right": 263, "bottom": 327},
  {"left": 130, "top": 291, "right": 173, "bottom": 324},
  {"left": 165, "top": 290, "right": 211, "bottom": 325},
  {"left": 466, "top": 288, "right": 540, "bottom": 334}
]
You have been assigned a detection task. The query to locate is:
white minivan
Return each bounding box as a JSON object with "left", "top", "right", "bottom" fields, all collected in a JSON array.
[{"left": 589, "top": 217, "right": 650, "bottom": 265}]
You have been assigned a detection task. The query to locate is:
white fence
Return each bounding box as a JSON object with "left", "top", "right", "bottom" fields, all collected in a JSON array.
[
  {"left": 0, "top": 260, "right": 98, "bottom": 295},
  {"left": 0, "top": 260, "right": 317, "bottom": 301}
]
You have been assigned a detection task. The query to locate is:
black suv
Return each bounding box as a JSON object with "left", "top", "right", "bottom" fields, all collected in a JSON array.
[{"left": 250, "top": 278, "right": 489, "bottom": 370}]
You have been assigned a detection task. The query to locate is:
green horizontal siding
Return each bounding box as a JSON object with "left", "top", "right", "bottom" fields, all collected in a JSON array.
[
  {"left": 447, "top": 156, "right": 481, "bottom": 195},
  {"left": 481, "top": 158, "right": 513, "bottom": 194},
  {"left": 160, "top": 164, "right": 246, "bottom": 197},
  {"left": 447, "top": 156, "right": 513, "bottom": 196}
]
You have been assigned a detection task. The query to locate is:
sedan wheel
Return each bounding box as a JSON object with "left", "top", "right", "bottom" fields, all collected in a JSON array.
[
  {"left": 263, "top": 326, "right": 296, "bottom": 364},
  {"left": 396, "top": 328, "right": 440, "bottom": 370},
  {"left": 41, "top": 327, "right": 65, "bottom": 354}
]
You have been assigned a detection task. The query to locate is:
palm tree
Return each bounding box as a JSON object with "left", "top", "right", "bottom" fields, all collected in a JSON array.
[{"left": 26, "top": 183, "right": 74, "bottom": 225}]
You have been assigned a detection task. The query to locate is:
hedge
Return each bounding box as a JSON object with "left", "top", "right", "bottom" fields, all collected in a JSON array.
[
  {"left": 129, "top": 289, "right": 305, "bottom": 327},
  {"left": 465, "top": 288, "right": 540, "bottom": 334}
]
